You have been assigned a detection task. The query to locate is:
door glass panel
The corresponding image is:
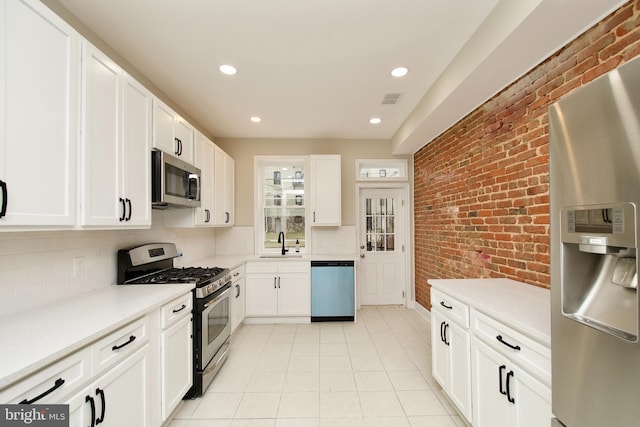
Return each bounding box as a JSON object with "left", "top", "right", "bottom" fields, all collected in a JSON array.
[{"left": 365, "top": 197, "right": 396, "bottom": 252}]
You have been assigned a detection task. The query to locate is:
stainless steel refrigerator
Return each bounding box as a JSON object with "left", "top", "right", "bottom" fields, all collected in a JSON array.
[{"left": 549, "top": 55, "right": 640, "bottom": 426}]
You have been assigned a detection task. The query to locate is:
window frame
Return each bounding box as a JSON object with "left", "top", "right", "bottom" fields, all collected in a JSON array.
[
  {"left": 356, "top": 159, "right": 408, "bottom": 181},
  {"left": 254, "top": 156, "right": 310, "bottom": 255}
]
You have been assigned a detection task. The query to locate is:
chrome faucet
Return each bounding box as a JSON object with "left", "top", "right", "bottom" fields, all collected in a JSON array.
[{"left": 277, "top": 231, "right": 288, "bottom": 255}]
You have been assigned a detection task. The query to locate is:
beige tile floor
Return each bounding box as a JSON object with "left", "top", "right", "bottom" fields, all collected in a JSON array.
[{"left": 169, "top": 306, "right": 468, "bottom": 427}]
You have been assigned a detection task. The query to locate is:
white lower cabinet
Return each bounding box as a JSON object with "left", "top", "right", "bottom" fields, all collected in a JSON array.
[
  {"left": 230, "top": 265, "right": 246, "bottom": 333},
  {"left": 430, "top": 283, "right": 551, "bottom": 427},
  {"left": 160, "top": 294, "right": 193, "bottom": 422},
  {"left": 430, "top": 291, "right": 472, "bottom": 422},
  {"left": 471, "top": 336, "right": 550, "bottom": 427},
  {"left": 66, "top": 345, "right": 149, "bottom": 427},
  {"left": 245, "top": 262, "right": 310, "bottom": 320}
]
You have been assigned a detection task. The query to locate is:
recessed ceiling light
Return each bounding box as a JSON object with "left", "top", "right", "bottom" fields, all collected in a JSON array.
[
  {"left": 369, "top": 117, "right": 382, "bottom": 124},
  {"left": 219, "top": 64, "right": 237, "bottom": 75},
  {"left": 391, "top": 66, "right": 409, "bottom": 77},
  {"left": 250, "top": 116, "right": 262, "bottom": 123}
]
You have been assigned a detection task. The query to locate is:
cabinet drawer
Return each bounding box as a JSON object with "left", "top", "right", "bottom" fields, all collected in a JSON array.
[
  {"left": 161, "top": 293, "right": 193, "bottom": 329},
  {"left": 246, "top": 262, "right": 278, "bottom": 274},
  {"left": 277, "top": 262, "right": 309, "bottom": 273},
  {"left": 92, "top": 316, "right": 148, "bottom": 375},
  {"left": 230, "top": 265, "right": 245, "bottom": 283},
  {"left": 431, "top": 289, "right": 469, "bottom": 328},
  {"left": 471, "top": 309, "right": 550, "bottom": 386},
  {"left": 0, "top": 347, "right": 91, "bottom": 404}
]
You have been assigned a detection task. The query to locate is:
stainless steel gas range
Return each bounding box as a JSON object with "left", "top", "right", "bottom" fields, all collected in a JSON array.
[{"left": 117, "top": 242, "right": 231, "bottom": 398}]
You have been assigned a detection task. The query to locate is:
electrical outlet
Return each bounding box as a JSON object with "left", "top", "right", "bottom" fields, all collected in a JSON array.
[{"left": 73, "top": 256, "right": 85, "bottom": 278}]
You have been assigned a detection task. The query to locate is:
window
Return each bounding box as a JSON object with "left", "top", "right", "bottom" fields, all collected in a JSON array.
[
  {"left": 356, "top": 159, "right": 408, "bottom": 181},
  {"left": 256, "top": 157, "right": 308, "bottom": 253},
  {"left": 364, "top": 197, "right": 396, "bottom": 252}
]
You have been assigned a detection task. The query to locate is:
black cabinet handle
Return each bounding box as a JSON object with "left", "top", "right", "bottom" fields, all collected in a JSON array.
[
  {"left": 506, "top": 370, "right": 515, "bottom": 403},
  {"left": 119, "top": 198, "right": 126, "bottom": 221},
  {"left": 174, "top": 137, "right": 180, "bottom": 155},
  {"left": 497, "top": 335, "right": 521, "bottom": 351},
  {"left": 205, "top": 209, "right": 210, "bottom": 223},
  {"left": 86, "top": 395, "right": 96, "bottom": 427},
  {"left": 0, "top": 180, "right": 7, "bottom": 218},
  {"left": 440, "top": 321, "right": 445, "bottom": 343},
  {"left": 172, "top": 304, "right": 187, "bottom": 313},
  {"left": 235, "top": 284, "right": 240, "bottom": 298},
  {"left": 125, "top": 198, "right": 132, "bottom": 221},
  {"left": 444, "top": 324, "right": 450, "bottom": 346},
  {"left": 19, "top": 378, "right": 65, "bottom": 404},
  {"left": 95, "top": 388, "right": 106, "bottom": 424},
  {"left": 112, "top": 335, "right": 136, "bottom": 351},
  {"left": 439, "top": 301, "right": 453, "bottom": 310},
  {"left": 499, "top": 365, "right": 507, "bottom": 396},
  {"left": 225, "top": 211, "right": 230, "bottom": 223}
]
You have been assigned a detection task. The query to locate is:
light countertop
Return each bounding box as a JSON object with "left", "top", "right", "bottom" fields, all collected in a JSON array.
[
  {"left": 0, "top": 283, "right": 193, "bottom": 389},
  {"left": 192, "top": 254, "right": 359, "bottom": 269},
  {"left": 428, "top": 278, "right": 551, "bottom": 346}
]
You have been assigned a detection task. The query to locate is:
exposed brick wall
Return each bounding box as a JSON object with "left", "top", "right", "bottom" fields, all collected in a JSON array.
[{"left": 414, "top": 0, "right": 640, "bottom": 311}]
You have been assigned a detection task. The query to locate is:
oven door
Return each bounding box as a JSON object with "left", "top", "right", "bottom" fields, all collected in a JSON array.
[{"left": 199, "top": 285, "right": 231, "bottom": 370}]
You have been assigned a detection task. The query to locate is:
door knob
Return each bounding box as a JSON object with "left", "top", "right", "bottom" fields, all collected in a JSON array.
[{"left": 360, "top": 245, "right": 365, "bottom": 250}]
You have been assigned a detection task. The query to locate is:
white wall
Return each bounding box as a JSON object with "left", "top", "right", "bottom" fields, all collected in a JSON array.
[{"left": 0, "top": 211, "right": 216, "bottom": 317}]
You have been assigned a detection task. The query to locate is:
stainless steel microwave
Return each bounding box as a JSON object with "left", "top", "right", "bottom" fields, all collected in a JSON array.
[{"left": 151, "top": 150, "right": 201, "bottom": 209}]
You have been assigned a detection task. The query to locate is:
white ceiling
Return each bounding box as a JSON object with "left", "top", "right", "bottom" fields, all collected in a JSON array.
[{"left": 49, "top": 0, "right": 626, "bottom": 154}]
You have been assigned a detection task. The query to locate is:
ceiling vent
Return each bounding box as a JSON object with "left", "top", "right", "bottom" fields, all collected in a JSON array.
[{"left": 381, "top": 93, "right": 401, "bottom": 105}]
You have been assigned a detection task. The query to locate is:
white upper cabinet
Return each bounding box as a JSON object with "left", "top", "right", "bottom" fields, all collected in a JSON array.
[
  {"left": 164, "top": 131, "right": 215, "bottom": 227},
  {"left": 79, "top": 42, "right": 151, "bottom": 228},
  {"left": 213, "top": 145, "right": 234, "bottom": 226},
  {"left": 152, "top": 98, "right": 194, "bottom": 164},
  {"left": 0, "top": 0, "right": 79, "bottom": 228},
  {"left": 309, "top": 155, "right": 341, "bottom": 226}
]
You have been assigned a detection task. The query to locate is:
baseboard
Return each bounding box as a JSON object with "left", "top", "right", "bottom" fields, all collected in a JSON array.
[{"left": 412, "top": 300, "right": 431, "bottom": 323}]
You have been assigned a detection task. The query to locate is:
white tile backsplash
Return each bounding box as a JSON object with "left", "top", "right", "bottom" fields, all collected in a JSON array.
[{"left": 0, "top": 210, "right": 217, "bottom": 317}]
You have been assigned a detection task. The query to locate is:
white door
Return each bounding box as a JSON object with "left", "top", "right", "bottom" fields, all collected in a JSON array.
[{"left": 358, "top": 187, "right": 406, "bottom": 305}]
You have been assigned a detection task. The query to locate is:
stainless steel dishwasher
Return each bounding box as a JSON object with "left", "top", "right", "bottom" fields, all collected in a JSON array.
[{"left": 310, "top": 260, "right": 355, "bottom": 322}]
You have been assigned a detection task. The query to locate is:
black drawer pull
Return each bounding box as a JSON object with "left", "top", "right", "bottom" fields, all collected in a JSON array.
[
  {"left": 497, "top": 335, "right": 521, "bottom": 351},
  {"left": 440, "top": 301, "right": 453, "bottom": 310},
  {"left": 172, "top": 304, "right": 187, "bottom": 313},
  {"left": 0, "top": 180, "right": 8, "bottom": 218},
  {"left": 19, "top": 378, "right": 65, "bottom": 404},
  {"left": 498, "top": 365, "right": 507, "bottom": 396},
  {"left": 95, "top": 388, "right": 106, "bottom": 424},
  {"left": 506, "top": 370, "right": 515, "bottom": 403},
  {"left": 86, "top": 395, "right": 96, "bottom": 427},
  {"left": 112, "top": 335, "right": 136, "bottom": 351}
]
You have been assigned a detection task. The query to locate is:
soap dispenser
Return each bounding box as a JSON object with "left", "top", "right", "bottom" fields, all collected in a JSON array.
[{"left": 295, "top": 239, "right": 300, "bottom": 253}]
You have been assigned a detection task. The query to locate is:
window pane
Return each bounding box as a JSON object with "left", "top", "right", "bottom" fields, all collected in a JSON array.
[{"left": 262, "top": 161, "right": 305, "bottom": 250}]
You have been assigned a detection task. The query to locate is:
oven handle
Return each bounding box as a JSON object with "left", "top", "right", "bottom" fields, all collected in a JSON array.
[{"left": 204, "top": 287, "right": 231, "bottom": 309}]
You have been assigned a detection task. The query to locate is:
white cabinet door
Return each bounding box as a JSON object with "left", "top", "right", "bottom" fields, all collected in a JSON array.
[
  {"left": 121, "top": 75, "right": 152, "bottom": 227},
  {"left": 309, "top": 155, "right": 341, "bottom": 226},
  {"left": 509, "top": 363, "right": 551, "bottom": 427},
  {"left": 80, "top": 42, "right": 121, "bottom": 226},
  {"left": 194, "top": 133, "right": 215, "bottom": 226},
  {"left": 431, "top": 310, "right": 472, "bottom": 422},
  {"left": 231, "top": 267, "right": 245, "bottom": 332},
  {"left": 472, "top": 337, "right": 510, "bottom": 427},
  {"left": 161, "top": 315, "right": 192, "bottom": 421},
  {"left": 66, "top": 345, "right": 149, "bottom": 427},
  {"left": 174, "top": 118, "right": 194, "bottom": 164},
  {"left": 213, "top": 145, "right": 234, "bottom": 226},
  {"left": 448, "top": 320, "right": 472, "bottom": 421},
  {"left": 277, "top": 273, "right": 310, "bottom": 316},
  {"left": 152, "top": 98, "right": 177, "bottom": 156},
  {"left": 431, "top": 310, "right": 449, "bottom": 391},
  {"left": 80, "top": 43, "right": 151, "bottom": 228},
  {"left": 0, "top": 0, "right": 79, "bottom": 227},
  {"left": 245, "top": 274, "right": 278, "bottom": 316}
]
